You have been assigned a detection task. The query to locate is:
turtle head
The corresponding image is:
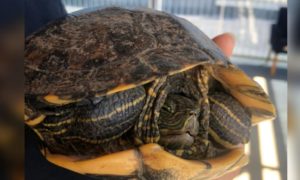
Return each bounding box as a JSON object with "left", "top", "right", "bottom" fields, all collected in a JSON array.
[{"left": 158, "top": 93, "right": 200, "bottom": 150}]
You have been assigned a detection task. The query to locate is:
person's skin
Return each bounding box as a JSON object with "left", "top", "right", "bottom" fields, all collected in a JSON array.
[
  {"left": 212, "top": 33, "right": 242, "bottom": 180},
  {"left": 213, "top": 33, "right": 235, "bottom": 57}
]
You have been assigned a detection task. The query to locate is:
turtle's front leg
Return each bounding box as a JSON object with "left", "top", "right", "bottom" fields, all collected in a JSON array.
[
  {"left": 134, "top": 77, "right": 168, "bottom": 144},
  {"left": 196, "top": 68, "right": 210, "bottom": 146}
]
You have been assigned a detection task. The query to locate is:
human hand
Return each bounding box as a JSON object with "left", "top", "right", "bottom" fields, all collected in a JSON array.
[
  {"left": 213, "top": 33, "right": 235, "bottom": 57},
  {"left": 212, "top": 33, "right": 242, "bottom": 180}
]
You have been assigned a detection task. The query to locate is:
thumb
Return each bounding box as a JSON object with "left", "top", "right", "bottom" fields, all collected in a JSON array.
[{"left": 213, "top": 33, "right": 235, "bottom": 57}]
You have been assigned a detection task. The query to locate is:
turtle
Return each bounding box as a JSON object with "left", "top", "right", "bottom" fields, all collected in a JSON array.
[{"left": 25, "top": 7, "right": 276, "bottom": 179}]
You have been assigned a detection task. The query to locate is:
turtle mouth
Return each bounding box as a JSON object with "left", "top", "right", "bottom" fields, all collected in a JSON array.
[
  {"left": 160, "top": 128, "right": 198, "bottom": 140},
  {"left": 158, "top": 115, "right": 200, "bottom": 148},
  {"left": 159, "top": 132, "right": 195, "bottom": 148},
  {"left": 159, "top": 114, "right": 199, "bottom": 135}
]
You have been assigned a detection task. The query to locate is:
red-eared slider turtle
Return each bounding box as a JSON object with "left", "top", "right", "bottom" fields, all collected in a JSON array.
[{"left": 25, "top": 7, "right": 276, "bottom": 179}]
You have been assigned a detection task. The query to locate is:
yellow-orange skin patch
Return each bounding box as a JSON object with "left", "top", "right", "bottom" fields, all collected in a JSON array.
[
  {"left": 44, "top": 94, "right": 76, "bottom": 105},
  {"left": 25, "top": 115, "right": 46, "bottom": 126}
]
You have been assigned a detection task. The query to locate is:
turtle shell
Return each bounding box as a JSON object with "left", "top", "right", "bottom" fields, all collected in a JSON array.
[
  {"left": 25, "top": 7, "right": 228, "bottom": 101},
  {"left": 25, "top": 7, "right": 275, "bottom": 123},
  {"left": 46, "top": 143, "right": 247, "bottom": 179},
  {"left": 25, "top": 7, "right": 276, "bottom": 179}
]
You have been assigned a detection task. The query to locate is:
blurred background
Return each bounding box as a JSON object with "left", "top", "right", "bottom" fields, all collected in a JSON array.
[{"left": 60, "top": 0, "right": 287, "bottom": 179}]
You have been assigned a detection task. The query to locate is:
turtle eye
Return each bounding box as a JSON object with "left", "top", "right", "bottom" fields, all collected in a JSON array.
[{"left": 162, "top": 104, "right": 173, "bottom": 113}]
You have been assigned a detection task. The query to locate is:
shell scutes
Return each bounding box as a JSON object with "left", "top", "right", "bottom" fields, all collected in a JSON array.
[{"left": 25, "top": 7, "right": 226, "bottom": 99}]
